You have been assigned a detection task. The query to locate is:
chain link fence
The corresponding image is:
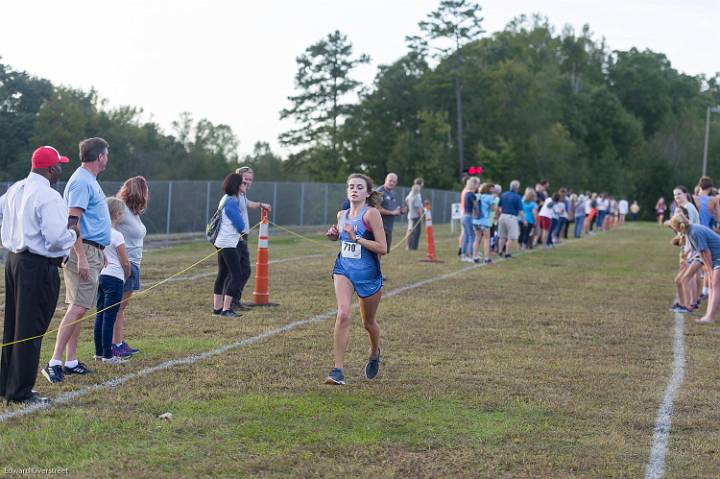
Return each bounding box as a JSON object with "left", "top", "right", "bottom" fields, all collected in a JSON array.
[{"left": 0, "top": 180, "right": 460, "bottom": 236}]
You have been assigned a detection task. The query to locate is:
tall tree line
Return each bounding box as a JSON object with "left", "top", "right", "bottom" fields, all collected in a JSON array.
[{"left": 281, "top": 9, "right": 720, "bottom": 216}]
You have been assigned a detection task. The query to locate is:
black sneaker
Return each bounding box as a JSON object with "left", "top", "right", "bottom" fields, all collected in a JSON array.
[
  {"left": 364, "top": 348, "right": 381, "bottom": 380},
  {"left": 41, "top": 363, "right": 64, "bottom": 383},
  {"left": 213, "top": 308, "right": 222, "bottom": 315},
  {"left": 220, "top": 309, "right": 240, "bottom": 317},
  {"left": 9, "top": 392, "right": 50, "bottom": 405},
  {"left": 324, "top": 368, "right": 345, "bottom": 385},
  {"left": 63, "top": 362, "right": 91, "bottom": 375}
]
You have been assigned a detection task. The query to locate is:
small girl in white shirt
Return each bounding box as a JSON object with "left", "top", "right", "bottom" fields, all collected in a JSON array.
[{"left": 94, "top": 197, "right": 131, "bottom": 364}]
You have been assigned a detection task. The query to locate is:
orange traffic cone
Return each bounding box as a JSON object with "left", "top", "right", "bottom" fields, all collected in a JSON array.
[
  {"left": 420, "top": 200, "right": 442, "bottom": 263},
  {"left": 252, "top": 208, "right": 279, "bottom": 306}
]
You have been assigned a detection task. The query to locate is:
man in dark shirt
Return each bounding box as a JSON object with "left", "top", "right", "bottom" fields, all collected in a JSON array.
[
  {"left": 535, "top": 180, "right": 549, "bottom": 203},
  {"left": 497, "top": 180, "right": 526, "bottom": 258},
  {"left": 375, "top": 173, "right": 406, "bottom": 254}
]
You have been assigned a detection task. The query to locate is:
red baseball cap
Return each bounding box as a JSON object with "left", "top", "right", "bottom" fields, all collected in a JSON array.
[{"left": 31, "top": 146, "right": 70, "bottom": 169}]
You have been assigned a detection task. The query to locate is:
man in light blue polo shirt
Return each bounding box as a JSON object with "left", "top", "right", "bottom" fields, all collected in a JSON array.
[
  {"left": 43, "top": 137, "right": 112, "bottom": 384},
  {"left": 497, "top": 179, "right": 526, "bottom": 258}
]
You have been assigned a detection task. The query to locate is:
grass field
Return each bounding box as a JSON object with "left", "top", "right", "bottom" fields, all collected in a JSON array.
[{"left": 0, "top": 222, "right": 718, "bottom": 478}]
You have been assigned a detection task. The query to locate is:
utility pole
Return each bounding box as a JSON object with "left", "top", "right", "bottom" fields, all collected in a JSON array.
[{"left": 703, "top": 106, "right": 720, "bottom": 177}]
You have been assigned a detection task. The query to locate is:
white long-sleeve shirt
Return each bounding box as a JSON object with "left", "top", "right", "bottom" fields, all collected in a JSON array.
[{"left": 0, "top": 172, "right": 77, "bottom": 257}]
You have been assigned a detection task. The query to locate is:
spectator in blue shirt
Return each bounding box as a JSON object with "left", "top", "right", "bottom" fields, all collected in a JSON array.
[
  {"left": 44, "top": 137, "right": 112, "bottom": 383},
  {"left": 497, "top": 180, "right": 526, "bottom": 258},
  {"left": 460, "top": 177, "right": 479, "bottom": 262}
]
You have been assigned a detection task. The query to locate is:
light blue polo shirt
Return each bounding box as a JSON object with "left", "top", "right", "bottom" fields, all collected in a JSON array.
[{"left": 64, "top": 166, "right": 112, "bottom": 246}]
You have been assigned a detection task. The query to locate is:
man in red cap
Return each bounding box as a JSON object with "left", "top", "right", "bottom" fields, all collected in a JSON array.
[{"left": 0, "top": 146, "right": 79, "bottom": 404}]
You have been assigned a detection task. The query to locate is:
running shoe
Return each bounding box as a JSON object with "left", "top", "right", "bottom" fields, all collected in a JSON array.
[
  {"left": 9, "top": 392, "right": 50, "bottom": 405},
  {"left": 121, "top": 341, "right": 140, "bottom": 354},
  {"left": 63, "top": 362, "right": 91, "bottom": 375},
  {"left": 41, "top": 364, "right": 64, "bottom": 383},
  {"left": 220, "top": 309, "right": 241, "bottom": 317},
  {"left": 672, "top": 306, "right": 690, "bottom": 314},
  {"left": 101, "top": 356, "right": 128, "bottom": 365},
  {"left": 668, "top": 303, "right": 681, "bottom": 312},
  {"left": 483, "top": 258, "right": 493, "bottom": 265},
  {"left": 112, "top": 344, "right": 131, "bottom": 358},
  {"left": 364, "top": 349, "right": 381, "bottom": 380},
  {"left": 325, "top": 368, "right": 345, "bottom": 385}
]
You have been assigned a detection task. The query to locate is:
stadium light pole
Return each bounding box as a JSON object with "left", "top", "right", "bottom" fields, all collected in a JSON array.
[{"left": 702, "top": 105, "right": 720, "bottom": 177}]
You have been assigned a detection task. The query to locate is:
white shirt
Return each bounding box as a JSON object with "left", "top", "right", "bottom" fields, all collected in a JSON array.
[
  {"left": 618, "top": 200, "right": 629, "bottom": 215},
  {"left": 0, "top": 172, "right": 76, "bottom": 257},
  {"left": 100, "top": 228, "right": 126, "bottom": 281},
  {"left": 539, "top": 198, "right": 554, "bottom": 219}
]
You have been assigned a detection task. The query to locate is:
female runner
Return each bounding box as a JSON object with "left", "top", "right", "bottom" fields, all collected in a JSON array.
[{"left": 325, "top": 174, "right": 387, "bottom": 385}]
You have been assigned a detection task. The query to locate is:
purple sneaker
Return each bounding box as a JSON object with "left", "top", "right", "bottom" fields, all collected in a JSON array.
[
  {"left": 112, "top": 344, "right": 131, "bottom": 358},
  {"left": 121, "top": 341, "right": 140, "bottom": 354}
]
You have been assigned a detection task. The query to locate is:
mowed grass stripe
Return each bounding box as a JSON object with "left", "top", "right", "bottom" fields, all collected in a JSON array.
[{"left": 0, "top": 224, "right": 710, "bottom": 478}]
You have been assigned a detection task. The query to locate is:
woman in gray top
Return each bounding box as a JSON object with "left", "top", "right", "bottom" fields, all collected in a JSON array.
[{"left": 113, "top": 176, "right": 148, "bottom": 357}]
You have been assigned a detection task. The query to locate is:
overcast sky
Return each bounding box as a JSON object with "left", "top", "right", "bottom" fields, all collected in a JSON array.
[{"left": 1, "top": 0, "right": 717, "bottom": 157}]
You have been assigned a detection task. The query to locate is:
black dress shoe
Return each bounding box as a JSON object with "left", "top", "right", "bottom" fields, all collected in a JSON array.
[{"left": 8, "top": 392, "right": 50, "bottom": 405}]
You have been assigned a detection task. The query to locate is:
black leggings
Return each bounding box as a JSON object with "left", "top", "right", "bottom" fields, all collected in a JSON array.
[
  {"left": 214, "top": 248, "right": 242, "bottom": 298},
  {"left": 233, "top": 239, "right": 251, "bottom": 300}
]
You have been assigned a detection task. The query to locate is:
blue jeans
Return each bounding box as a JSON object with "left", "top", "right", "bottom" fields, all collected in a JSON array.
[
  {"left": 553, "top": 217, "right": 567, "bottom": 239},
  {"left": 574, "top": 215, "right": 585, "bottom": 238},
  {"left": 596, "top": 210, "right": 607, "bottom": 228},
  {"left": 94, "top": 275, "right": 124, "bottom": 358},
  {"left": 461, "top": 215, "right": 475, "bottom": 256},
  {"left": 547, "top": 218, "right": 558, "bottom": 245}
]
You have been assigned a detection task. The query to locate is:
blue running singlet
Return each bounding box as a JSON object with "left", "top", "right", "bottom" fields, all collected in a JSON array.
[
  {"left": 698, "top": 195, "right": 714, "bottom": 228},
  {"left": 332, "top": 206, "right": 383, "bottom": 298}
]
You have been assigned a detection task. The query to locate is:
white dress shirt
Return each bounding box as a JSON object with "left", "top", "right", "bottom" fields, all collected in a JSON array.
[{"left": 0, "top": 172, "right": 77, "bottom": 257}]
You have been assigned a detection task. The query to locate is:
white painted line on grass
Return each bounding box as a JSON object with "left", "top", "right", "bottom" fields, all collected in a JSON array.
[
  {"left": 644, "top": 313, "right": 686, "bottom": 479},
  {"left": 0, "top": 263, "right": 480, "bottom": 423}
]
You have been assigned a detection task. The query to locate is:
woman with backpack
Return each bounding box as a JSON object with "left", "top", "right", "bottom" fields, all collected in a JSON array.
[{"left": 211, "top": 173, "right": 247, "bottom": 317}]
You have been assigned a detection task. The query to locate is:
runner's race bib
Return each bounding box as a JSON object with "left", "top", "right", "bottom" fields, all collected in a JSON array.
[{"left": 341, "top": 241, "right": 361, "bottom": 259}]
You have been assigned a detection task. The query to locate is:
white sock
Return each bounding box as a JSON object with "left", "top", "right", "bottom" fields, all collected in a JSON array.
[
  {"left": 48, "top": 359, "right": 63, "bottom": 367},
  {"left": 115, "top": 343, "right": 123, "bottom": 347},
  {"left": 703, "top": 287, "right": 709, "bottom": 296},
  {"left": 64, "top": 359, "right": 78, "bottom": 369}
]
